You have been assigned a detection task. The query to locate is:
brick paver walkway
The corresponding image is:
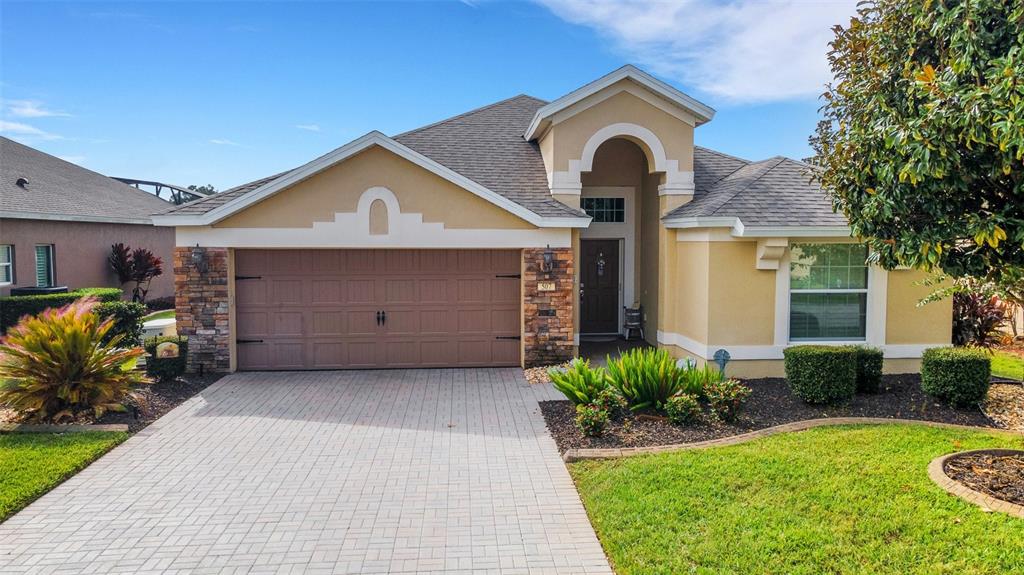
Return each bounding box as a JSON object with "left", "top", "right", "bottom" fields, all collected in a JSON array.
[{"left": 0, "top": 370, "right": 612, "bottom": 575}]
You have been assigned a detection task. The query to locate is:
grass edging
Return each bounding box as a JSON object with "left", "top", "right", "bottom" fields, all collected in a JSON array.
[
  {"left": 928, "top": 449, "right": 1024, "bottom": 518},
  {"left": 1, "top": 423, "right": 129, "bottom": 433},
  {"left": 563, "top": 417, "right": 1019, "bottom": 462}
]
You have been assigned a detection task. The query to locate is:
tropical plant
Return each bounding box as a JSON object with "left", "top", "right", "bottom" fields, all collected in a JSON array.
[
  {"left": 705, "top": 379, "right": 752, "bottom": 422},
  {"left": 548, "top": 359, "right": 609, "bottom": 406},
  {"left": 953, "top": 292, "right": 1008, "bottom": 348},
  {"left": 606, "top": 347, "right": 692, "bottom": 411},
  {"left": 664, "top": 393, "right": 701, "bottom": 426},
  {"left": 0, "top": 298, "right": 149, "bottom": 422},
  {"left": 812, "top": 0, "right": 1024, "bottom": 283},
  {"left": 108, "top": 243, "right": 164, "bottom": 303},
  {"left": 575, "top": 403, "right": 609, "bottom": 437},
  {"left": 680, "top": 363, "right": 725, "bottom": 398}
]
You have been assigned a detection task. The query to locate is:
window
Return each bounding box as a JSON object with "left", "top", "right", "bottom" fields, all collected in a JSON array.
[
  {"left": 0, "top": 245, "right": 12, "bottom": 284},
  {"left": 35, "top": 245, "right": 54, "bottom": 287},
  {"left": 581, "top": 197, "right": 625, "bottom": 223},
  {"left": 789, "top": 243, "right": 868, "bottom": 341}
]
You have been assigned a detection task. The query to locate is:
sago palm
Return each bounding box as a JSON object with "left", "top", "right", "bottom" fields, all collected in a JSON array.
[{"left": 0, "top": 297, "right": 149, "bottom": 422}]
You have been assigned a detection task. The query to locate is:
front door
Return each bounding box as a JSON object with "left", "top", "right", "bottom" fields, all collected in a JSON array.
[{"left": 580, "top": 239, "right": 620, "bottom": 334}]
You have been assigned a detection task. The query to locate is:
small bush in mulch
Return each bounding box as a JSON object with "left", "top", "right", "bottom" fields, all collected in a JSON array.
[
  {"left": 664, "top": 393, "right": 701, "bottom": 426},
  {"left": 783, "top": 345, "right": 858, "bottom": 404},
  {"left": 705, "top": 379, "right": 752, "bottom": 422},
  {"left": 921, "top": 347, "right": 991, "bottom": 407},
  {"left": 944, "top": 451, "right": 1024, "bottom": 507},
  {"left": 575, "top": 404, "right": 609, "bottom": 437},
  {"left": 540, "top": 374, "right": 999, "bottom": 453}
]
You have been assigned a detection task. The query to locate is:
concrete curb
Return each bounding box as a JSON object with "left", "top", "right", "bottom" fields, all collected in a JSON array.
[
  {"left": 928, "top": 449, "right": 1024, "bottom": 518},
  {"left": 0, "top": 423, "right": 129, "bottom": 433},
  {"left": 563, "top": 417, "right": 1019, "bottom": 462}
]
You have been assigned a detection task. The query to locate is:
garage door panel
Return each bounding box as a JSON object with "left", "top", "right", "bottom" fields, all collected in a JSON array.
[{"left": 235, "top": 249, "right": 521, "bottom": 370}]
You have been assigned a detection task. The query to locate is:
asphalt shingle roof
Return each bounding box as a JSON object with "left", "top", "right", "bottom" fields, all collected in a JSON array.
[
  {"left": 0, "top": 136, "right": 174, "bottom": 223},
  {"left": 162, "top": 94, "right": 843, "bottom": 228}
]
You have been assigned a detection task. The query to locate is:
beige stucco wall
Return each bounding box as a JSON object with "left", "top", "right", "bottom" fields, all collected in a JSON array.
[
  {"left": 886, "top": 269, "right": 953, "bottom": 345},
  {"left": 638, "top": 172, "right": 661, "bottom": 343},
  {"left": 707, "top": 241, "right": 776, "bottom": 346},
  {"left": 670, "top": 241, "right": 709, "bottom": 343},
  {"left": 543, "top": 85, "right": 695, "bottom": 174},
  {"left": 215, "top": 145, "right": 533, "bottom": 230}
]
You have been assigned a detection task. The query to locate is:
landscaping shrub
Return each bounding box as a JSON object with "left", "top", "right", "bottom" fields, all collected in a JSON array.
[
  {"left": 854, "top": 346, "right": 885, "bottom": 393},
  {"left": 953, "top": 292, "right": 1007, "bottom": 348},
  {"left": 109, "top": 243, "right": 164, "bottom": 303},
  {"left": 575, "top": 403, "right": 609, "bottom": 437},
  {"left": 0, "top": 288, "right": 122, "bottom": 332},
  {"left": 705, "top": 379, "right": 752, "bottom": 422},
  {"left": 144, "top": 335, "right": 188, "bottom": 383},
  {"left": 783, "top": 345, "right": 857, "bottom": 404},
  {"left": 145, "top": 296, "right": 175, "bottom": 312},
  {"left": 549, "top": 359, "right": 609, "bottom": 406},
  {"left": 680, "top": 363, "right": 725, "bottom": 398},
  {"left": 95, "top": 301, "right": 146, "bottom": 348},
  {"left": 921, "top": 347, "right": 991, "bottom": 407},
  {"left": 664, "top": 393, "right": 701, "bottom": 426},
  {"left": 0, "top": 298, "right": 149, "bottom": 422},
  {"left": 606, "top": 347, "right": 692, "bottom": 411},
  {"left": 593, "top": 387, "right": 627, "bottom": 418}
]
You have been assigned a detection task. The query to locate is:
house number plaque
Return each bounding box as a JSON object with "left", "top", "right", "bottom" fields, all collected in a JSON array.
[{"left": 537, "top": 281, "right": 556, "bottom": 292}]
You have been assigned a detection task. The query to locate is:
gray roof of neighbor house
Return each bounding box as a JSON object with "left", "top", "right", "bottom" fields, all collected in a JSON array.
[
  {"left": 164, "top": 94, "right": 843, "bottom": 227},
  {"left": 670, "top": 154, "right": 847, "bottom": 227},
  {"left": 0, "top": 136, "right": 173, "bottom": 224}
]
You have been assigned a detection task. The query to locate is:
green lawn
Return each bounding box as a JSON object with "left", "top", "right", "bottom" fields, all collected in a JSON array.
[
  {"left": 0, "top": 432, "right": 127, "bottom": 522},
  {"left": 143, "top": 309, "right": 175, "bottom": 322},
  {"left": 992, "top": 349, "right": 1024, "bottom": 381},
  {"left": 571, "top": 425, "right": 1024, "bottom": 575}
]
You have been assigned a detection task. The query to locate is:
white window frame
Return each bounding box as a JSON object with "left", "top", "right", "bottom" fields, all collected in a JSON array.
[
  {"left": 0, "top": 245, "right": 12, "bottom": 285},
  {"left": 35, "top": 244, "right": 55, "bottom": 287},
  {"left": 774, "top": 240, "right": 887, "bottom": 348}
]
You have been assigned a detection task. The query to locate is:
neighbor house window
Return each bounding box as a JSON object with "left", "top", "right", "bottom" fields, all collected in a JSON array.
[
  {"left": 35, "top": 245, "right": 54, "bottom": 287},
  {"left": 581, "top": 197, "right": 625, "bottom": 223},
  {"left": 789, "top": 243, "right": 868, "bottom": 341},
  {"left": 0, "top": 245, "right": 12, "bottom": 284}
]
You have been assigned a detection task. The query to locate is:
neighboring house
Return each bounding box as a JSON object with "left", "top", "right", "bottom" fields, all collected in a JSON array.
[
  {"left": 154, "top": 65, "right": 951, "bottom": 376},
  {"left": 0, "top": 137, "right": 174, "bottom": 299}
]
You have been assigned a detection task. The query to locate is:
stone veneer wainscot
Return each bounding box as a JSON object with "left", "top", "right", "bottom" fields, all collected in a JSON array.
[
  {"left": 522, "top": 247, "right": 574, "bottom": 367},
  {"left": 174, "top": 246, "right": 230, "bottom": 373}
]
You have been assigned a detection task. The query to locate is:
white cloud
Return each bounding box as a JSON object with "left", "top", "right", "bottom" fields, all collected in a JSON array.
[
  {"left": 0, "top": 120, "right": 62, "bottom": 140},
  {"left": 5, "top": 99, "right": 71, "bottom": 118},
  {"left": 536, "top": 0, "right": 857, "bottom": 102},
  {"left": 295, "top": 124, "right": 321, "bottom": 132},
  {"left": 209, "top": 138, "right": 242, "bottom": 146}
]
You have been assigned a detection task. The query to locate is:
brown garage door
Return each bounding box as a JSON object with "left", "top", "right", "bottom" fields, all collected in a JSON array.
[{"left": 234, "top": 249, "right": 521, "bottom": 370}]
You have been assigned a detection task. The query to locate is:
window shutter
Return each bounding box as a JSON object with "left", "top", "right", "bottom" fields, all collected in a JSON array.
[{"left": 35, "top": 245, "right": 52, "bottom": 287}]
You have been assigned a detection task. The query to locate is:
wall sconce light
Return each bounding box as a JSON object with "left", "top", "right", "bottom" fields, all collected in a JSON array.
[
  {"left": 191, "top": 244, "right": 208, "bottom": 274},
  {"left": 541, "top": 245, "right": 554, "bottom": 273}
]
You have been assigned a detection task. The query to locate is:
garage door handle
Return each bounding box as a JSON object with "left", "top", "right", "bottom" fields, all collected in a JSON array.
[
  {"left": 376, "top": 311, "right": 382, "bottom": 326},
  {"left": 381, "top": 311, "right": 387, "bottom": 325}
]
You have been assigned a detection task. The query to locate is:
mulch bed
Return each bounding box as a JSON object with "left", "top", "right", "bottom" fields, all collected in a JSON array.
[
  {"left": 541, "top": 374, "right": 999, "bottom": 453},
  {"left": 96, "top": 374, "right": 223, "bottom": 432},
  {"left": 982, "top": 384, "right": 1024, "bottom": 431},
  {"left": 944, "top": 451, "right": 1024, "bottom": 507}
]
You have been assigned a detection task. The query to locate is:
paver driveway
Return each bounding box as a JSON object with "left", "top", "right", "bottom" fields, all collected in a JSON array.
[{"left": 0, "top": 369, "right": 612, "bottom": 575}]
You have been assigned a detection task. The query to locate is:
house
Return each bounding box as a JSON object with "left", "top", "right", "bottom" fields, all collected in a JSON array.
[
  {"left": 0, "top": 137, "right": 174, "bottom": 299},
  {"left": 153, "top": 66, "right": 951, "bottom": 376}
]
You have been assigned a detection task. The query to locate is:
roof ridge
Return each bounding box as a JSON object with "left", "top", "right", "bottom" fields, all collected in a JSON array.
[
  {"left": 706, "top": 156, "right": 787, "bottom": 217},
  {"left": 393, "top": 94, "right": 547, "bottom": 140}
]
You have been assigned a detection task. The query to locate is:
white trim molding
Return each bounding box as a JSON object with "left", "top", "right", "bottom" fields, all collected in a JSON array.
[
  {"left": 657, "top": 331, "right": 938, "bottom": 361},
  {"left": 153, "top": 131, "right": 590, "bottom": 230},
  {"left": 524, "top": 64, "right": 715, "bottom": 140},
  {"left": 174, "top": 186, "right": 573, "bottom": 249},
  {"left": 663, "top": 215, "right": 852, "bottom": 239},
  {"left": 548, "top": 122, "right": 695, "bottom": 198}
]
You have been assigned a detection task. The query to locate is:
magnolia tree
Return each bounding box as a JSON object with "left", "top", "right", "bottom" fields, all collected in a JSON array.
[{"left": 812, "top": 0, "right": 1024, "bottom": 284}]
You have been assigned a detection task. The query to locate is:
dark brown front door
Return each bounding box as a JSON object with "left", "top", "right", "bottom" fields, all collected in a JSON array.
[
  {"left": 580, "top": 239, "right": 619, "bottom": 334},
  {"left": 233, "top": 249, "right": 521, "bottom": 370}
]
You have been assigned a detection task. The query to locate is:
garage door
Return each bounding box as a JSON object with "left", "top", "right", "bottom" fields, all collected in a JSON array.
[{"left": 234, "top": 249, "right": 521, "bottom": 370}]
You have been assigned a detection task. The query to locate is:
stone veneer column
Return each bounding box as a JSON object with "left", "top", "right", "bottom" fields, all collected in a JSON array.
[
  {"left": 174, "top": 246, "right": 230, "bottom": 373},
  {"left": 522, "top": 247, "right": 575, "bottom": 367}
]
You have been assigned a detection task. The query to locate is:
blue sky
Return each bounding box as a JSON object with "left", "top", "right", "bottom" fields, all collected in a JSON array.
[{"left": 1, "top": 1, "right": 857, "bottom": 190}]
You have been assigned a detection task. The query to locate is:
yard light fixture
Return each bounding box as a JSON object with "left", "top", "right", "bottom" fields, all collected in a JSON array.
[
  {"left": 191, "top": 244, "right": 208, "bottom": 273},
  {"left": 541, "top": 245, "right": 554, "bottom": 273}
]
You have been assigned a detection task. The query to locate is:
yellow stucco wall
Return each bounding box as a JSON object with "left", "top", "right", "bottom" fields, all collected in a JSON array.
[
  {"left": 886, "top": 269, "right": 953, "bottom": 345},
  {"left": 545, "top": 85, "right": 695, "bottom": 173},
  {"left": 707, "top": 242, "right": 776, "bottom": 346},
  {"left": 638, "top": 171, "right": 661, "bottom": 343},
  {"left": 215, "top": 145, "right": 534, "bottom": 230},
  {"left": 672, "top": 241, "right": 709, "bottom": 343}
]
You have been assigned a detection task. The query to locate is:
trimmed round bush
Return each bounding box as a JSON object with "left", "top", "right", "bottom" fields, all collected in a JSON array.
[
  {"left": 665, "top": 393, "right": 701, "bottom": 426},
  {"left": 854, "top": 346, "right": 884, "bottom": 393},
  {"left": 783, "top": 345, "right": 857, "bottom": 404},
  {"left": 144, "top": 335, "right": 188, "bottom": 383},
  {"left": 921, "top": 347, "right": 991, "bottom": 407},
  {"left": 575, "top": 403, "right": 609, "bottom": 437}
]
